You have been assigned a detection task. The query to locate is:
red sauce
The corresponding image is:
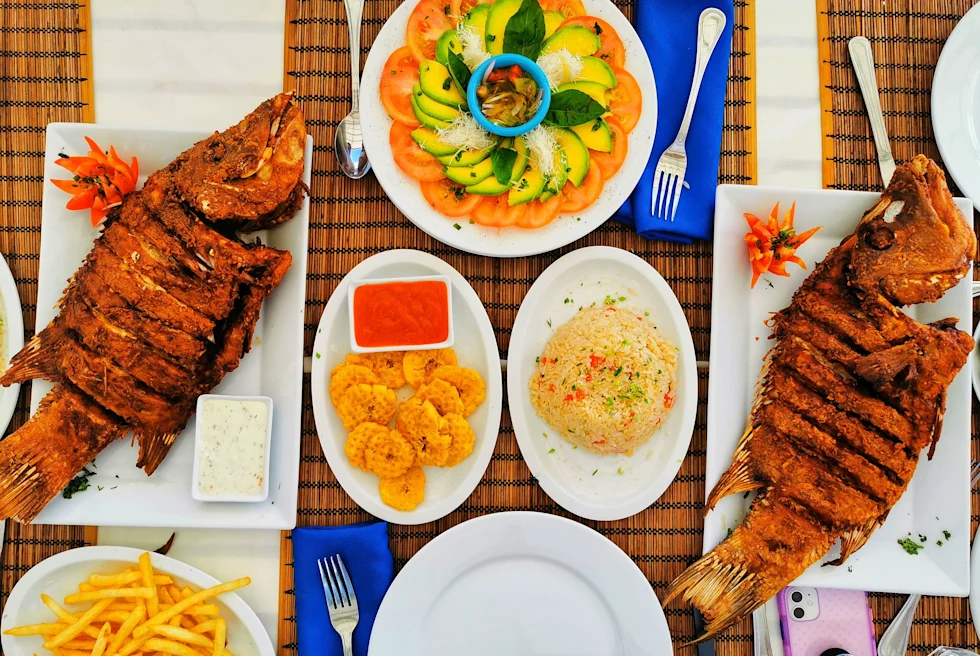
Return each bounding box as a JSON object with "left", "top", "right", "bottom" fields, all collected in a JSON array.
[{"left": 353, "top": 280, "right": 450, "bottom": 348}]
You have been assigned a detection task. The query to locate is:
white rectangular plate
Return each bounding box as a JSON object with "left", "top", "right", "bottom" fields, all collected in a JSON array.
[
  {"left": 27, "top": 123, "right": 312, "bottom": 529},
  {"left": 706, "top": 184, "right": 974, "bottom": 596}
]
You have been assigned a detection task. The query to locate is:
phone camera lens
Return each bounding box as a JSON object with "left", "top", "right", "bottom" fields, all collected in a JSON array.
[
  {"left": 793, "top": 607, "right": 805, "bottom": 619},
  {"left": 791, "top": 591, "right": 803, "bottom": 603}
]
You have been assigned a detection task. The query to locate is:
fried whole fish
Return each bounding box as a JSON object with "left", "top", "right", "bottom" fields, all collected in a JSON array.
[
  {"left": 665, "top": 156, "right": 976, "bottom": 640},
  {"left": 0, "top": 93, "right": 306, "bottom": 523}
]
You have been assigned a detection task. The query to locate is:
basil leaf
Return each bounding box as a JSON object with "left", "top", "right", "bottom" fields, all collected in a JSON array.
[
  {"left": 543, "top": 89, "right": 606, "bottom": 127},
  {"left": 491, "top": 147, "right": 519, "bottom": 184},
  {"left": 446, "top": 51, "right": 472, "bottom": 97},
  {"left": 503, "top": 0, "right": 546, "bottom": 59}
]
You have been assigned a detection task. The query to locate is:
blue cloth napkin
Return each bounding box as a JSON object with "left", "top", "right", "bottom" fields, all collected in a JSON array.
[
  {"left": 613, "top": 0, "right": 735, "bottom": 243},
  {"left": 293, "top": 522, "right": 394, "bottom": 656}
]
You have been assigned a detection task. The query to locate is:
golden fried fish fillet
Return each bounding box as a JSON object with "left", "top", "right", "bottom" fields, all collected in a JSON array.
[
  {"left": 664, "top": 155, "right": 975, "bottom": 641},
  {"left": 0, "top": 93, "right": 306, "bottom": 522}
]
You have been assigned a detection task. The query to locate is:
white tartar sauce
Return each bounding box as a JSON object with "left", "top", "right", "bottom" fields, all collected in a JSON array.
[{"left": 197, "top": 398, "right": 269, "bottom": 497}]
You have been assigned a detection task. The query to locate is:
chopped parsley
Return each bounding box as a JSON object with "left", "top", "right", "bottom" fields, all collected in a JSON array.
[
  {"left": 943, "top": 530, "right": 952, "bottom": 540},
  {"left": 453, "top": 223, "right": 462, "bottom": 230},
  {"left": 617, "top": 468, "right": 623, "bottom": 475},
  {"left": 592, "top": 469, "right": 598, "bottom": 476},
  {"left": 63, "top": 468, "right": 96, "bottom": 499},
  {"left": 546, "top": 318, "right": 552, "bottom": 328},
  {"left": 897, "top": 537, "right": 924, "bottom": 555},
  {"left": 548, "top": 448, "right": 556, "bottom": 454}
]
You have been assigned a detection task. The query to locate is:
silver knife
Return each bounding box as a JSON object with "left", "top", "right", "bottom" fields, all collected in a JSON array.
[{"left": 848, "top": 36, "right": 896, "bottom": 187}]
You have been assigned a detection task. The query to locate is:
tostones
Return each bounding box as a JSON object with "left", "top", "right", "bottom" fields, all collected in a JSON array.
[
  {"left": 345, "top": 351, "right": 407, "bottom": 389},
  {"left": 415, "top": 378, "right": 465, "bottom": 416},
  {"left": 441, "top": 413, "right": 476, "bottom": 467},
  {"left": 344, "top": 422, "right": 389, "bottom": 472},
  {"left": 402, "top": 348, "right": 457, "bottom": 390},
  {"left": 336, "top": 383, "right": 398, "bottom": 430},
  {"left": 426, "top": 365, "right": 486, "bottom": 416},
  {"left": 364, "top": 428, "right": 416, "bottom": 479},
  {"left": 379, "top": 466, "right": 426, "bottom": 511},
  {"left": 396, "top": 397, "right": 450, "bottom": 466},
  {"left": 329, "top": 363, "right": 380, "bottom": 406}
]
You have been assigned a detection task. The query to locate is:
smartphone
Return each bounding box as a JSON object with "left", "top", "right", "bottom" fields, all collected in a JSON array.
[{"left": 777, "top": 587, "right": 877, "bottom": 656}]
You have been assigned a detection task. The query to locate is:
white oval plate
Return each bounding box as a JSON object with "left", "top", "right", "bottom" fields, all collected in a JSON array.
[
  {"left": 369, "top": 511, "right": 671, "bottom": 656},
  {"left": 933, "top": 3, "right": 980, "bottom": 210},
  {"left": 311, "top": 250, "right": 503, "bottom": 524},
  {"left": 0, "top": 250, "right": 24, "bottom": 436},
  {"left": 507, "top": 246, "right": 697, "bottom": 520},
  {"left": 0, "top": 546, "right": 274, "bottom": 656},
  {"left": 360, "top": 0, "right": 656, "bottom": 258},
  {"left": 971, "top": 524, "right": 980, "bottom": 638}
]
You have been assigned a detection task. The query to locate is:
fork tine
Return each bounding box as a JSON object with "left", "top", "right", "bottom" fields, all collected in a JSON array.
[
  {"left": 656, "top": 172, "right": 670, "bottom": 218},
  {"left": 336, "top": 555, "right": 358, "bottom": 608},
  {"left": 669, "top": 171, "right": 685, "bottom": 222},
  {"left": 329, "top": 556, "right": 350, "bottom": 607},
  {"left": 659, "top": 173, "right": 675, "bottom": 220},
  {"left": 651, "top": 168, "right": 664, "bottom": 218},
  {"left": 324, "top": 557, "right": 344, "bottom": 608},
  {"left": 318, "top": 558, "right": 336, "bottom": 609}
]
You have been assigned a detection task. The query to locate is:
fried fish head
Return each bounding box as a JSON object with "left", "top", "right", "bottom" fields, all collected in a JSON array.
[{"left": 848, "top": 155, "right": 976, "bottom": 305}]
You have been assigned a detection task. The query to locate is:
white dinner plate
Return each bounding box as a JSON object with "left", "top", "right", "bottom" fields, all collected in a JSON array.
[
  {"left": 971, "top": 525, "right": 980, "bottom": 638},
  {"left": 0, "top": 251, "right": 24, "bottom": 438},
  {"left": 310, "top": 250, "right": 503, "bottom": 524},
  {"left": 369, "top": 512, "right": 671, "bottom": 655},
  {"left": 0, "top": 546, "right": 274, "bottom": 656},
  {"left": 972, "top": 322, "right": 980, "bottom": 402},
  {"left": 707, "top": 184, "right": 974, "bottom": 596},
  {"left": 933, "top": 3, "right": 980, "bottom": 210},
  {"left": 360, "top": 0, "right": 656, "bottom": 258},
  {"left": 507, "top": 246, "right": 697, "bottom": 520},
  {"left": 25, "top": 123, "right": 312, "bottom": 529}
]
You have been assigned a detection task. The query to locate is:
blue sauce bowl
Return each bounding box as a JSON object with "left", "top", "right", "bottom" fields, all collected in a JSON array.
[{"left": 467, "top": 54, "right": 551, "bottom": 137}]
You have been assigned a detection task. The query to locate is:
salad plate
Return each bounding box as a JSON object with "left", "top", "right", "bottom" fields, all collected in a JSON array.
[
  {"left": 707, "top": 184, "right": 974, "bottom": 596},
  {"left": 360, "top": 0, "right": 656, "bottom": 257},
  {"left": 310, "top": 249, "right": 503, "bottom": 524},
  {"left": 507, "top": 246, "right": 697, "bottom": 520}
]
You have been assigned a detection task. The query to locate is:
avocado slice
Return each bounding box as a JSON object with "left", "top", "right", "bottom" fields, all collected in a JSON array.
[
  {"left": 411, "top": 127, "right": 458, "bottom": 157},
  {"left": 462, "top": 3, "right": 490, "bottom": 38},
  {"left": 554, "top": 128, "right": 590, "bottom": 186},
  {"left": 465, "top": 136, "right": 527, "bottom": 195},
  {"left": 446, "top": 157, "right": 495, "bottom": 185},
  {"left": 436, "top": 140, "right": 497, "bottom": 166},
  {"left": 545, "top": 150, "right": 569, "bottom": 195},
  {"left": 413, "top": 84, "right": 462, "bottom": 122},
  {"left": 466, "top": 176, "right": 510, "bottom": 196},
  {"left": 435, "top": 29, "right": 462, "bottom": 66},
  {"left": 556, "top": 81, "right": 608, "bottom": 106},
  {"left": 484, "top": 0, "right": 522, "bottom": 55},
  {"left": 540, "top": 25, "right": 601, "bottom": 57},
  {"left": 419, "top": 59, "right": 467, "bottom": 107},
  {"left": 411, "top": 95, "right": 453, "bottom": 130},
  {"left": 577, "top": 56, "right": 618, "bottom": 88},
  {"left": 571, "top": 118, "right": 614, "bottom": 153},
  {"left": 543, "top": 10, "right": 565, "bottom": 39},
  {"left": 509, "top": 157, "right": 548, "bottom": 206}
]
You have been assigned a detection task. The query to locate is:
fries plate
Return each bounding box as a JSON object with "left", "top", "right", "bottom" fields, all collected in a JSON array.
[{"left": 0, "top": 547, "right": 273, "bottom": 656}]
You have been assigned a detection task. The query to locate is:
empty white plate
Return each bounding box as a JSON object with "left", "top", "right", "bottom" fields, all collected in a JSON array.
[{"left": 368, "top": 512, "right": 671, "bottom": 656}]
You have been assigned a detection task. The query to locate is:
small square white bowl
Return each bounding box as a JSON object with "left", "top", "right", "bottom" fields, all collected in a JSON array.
[
  {"left": 192, "top": 395, "right": 274, "bottom": 503},
  {"left": 347, "top": 275, "right": 455, "bottom": 353}
]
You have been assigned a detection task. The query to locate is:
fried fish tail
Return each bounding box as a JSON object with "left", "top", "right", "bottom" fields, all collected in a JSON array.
[
  {"left": 0, "top": 328, "right": 64, "bottom": 386},
  {"left": 664, "top": 497, "right": 836, "bottom": 643},
  {"left": 0, "top": 386, "right": 126, "bottom": 523}
]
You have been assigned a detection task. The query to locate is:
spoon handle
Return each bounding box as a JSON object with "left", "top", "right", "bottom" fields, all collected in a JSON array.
[{"left": 344, "top": 0, "right": 365, "bottom": 109}]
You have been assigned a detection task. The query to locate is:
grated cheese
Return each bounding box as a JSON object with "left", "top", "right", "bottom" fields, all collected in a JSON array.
[
  {"left": 524, "top": 126, "right": 558, "bottom": 177},
  {"left": 457, "top": 25, "right": 490, "bottom": 71},
  {"left": 436, "top": 113, "right": 496, "bottom": 151},
  {"left": 536, "top": 49, "right": 584, "bottom": 89}
]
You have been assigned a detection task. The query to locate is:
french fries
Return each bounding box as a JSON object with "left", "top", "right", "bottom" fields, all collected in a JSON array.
[{"left": 3, "top": 552, "right": 249, "bottom": 656}]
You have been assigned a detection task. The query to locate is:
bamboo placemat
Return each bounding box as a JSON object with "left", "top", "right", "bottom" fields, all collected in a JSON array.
[
  {"left": 0, "top": 0, "right": 97, "bottom": 615},
  {"left": 816, "top": 0, "right": 980, "bottom": 651},
  {"left": 279, "top": 0, "right": 756, "bottom": 654}
]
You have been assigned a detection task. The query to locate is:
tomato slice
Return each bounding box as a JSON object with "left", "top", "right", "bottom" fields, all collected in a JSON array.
[
  {"left": 390, "top": 122, "right": 446, "bottom": 181},
  {"left": 450, "top": 0, "right": 491, "bottom": 23},
  {"left": 560, "top": 161, "right": 604, "bottom": 212},
  {"left": 559, "top": 16, "right": 625, "bottom": 67},
  {"left": 420, "top": 179, "right": 484, "bottom": 217},
  {"left": 608, "top": 66, "right": 642, "bottom": 133},
  {"left": 590, "top": 116, "right": 628, "bottom": 180},
  {"left": 407, "top": 0, "right": 454, "bottom": 63},
  {"left": 380, "top": 47, "right": 421, "bottom": 127},
  {"left": 542, "top": 0, "right": 586, "bottom": 18},
  {"left": 516, "top": 195, "right": 562, "bottom": 229},
  {"left": 472, "top": 194, "right": 525, "bottom": 227}
]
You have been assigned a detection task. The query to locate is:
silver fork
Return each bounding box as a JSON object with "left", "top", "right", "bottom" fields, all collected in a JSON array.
[
  {"left": 651, "top": 7, "right": 727, "bottom": 221},
  {"left": 318, "top": 555, "right": 360, "bottom": 656}
]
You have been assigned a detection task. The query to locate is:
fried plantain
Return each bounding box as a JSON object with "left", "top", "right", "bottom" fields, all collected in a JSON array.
[
  {"left": 336, "top": 383, "right": 398, "bottom": 431},
  {"left": 441, "top": 413, "right": 476, "bottom": 467},
  {"left": 403, "top": 348, "right": 457, "bottom": 389},
  {"left": 379, "top": 466, "right": 426, "bottom": 511},
  {"left": 344, "top": 422, "right": 389, "bottom": 472},
  {"left": 397, "top": 397, "right": 450, "bottom": 466},
  {"left": 415, "top": 378, "right": 465, "bottom": 416},
  {"left": 346, "top": 351, "right": 407, "bottom": 389},
  {"left": 427, "top": 365, "right": 486, "bottom": 416},
  {"left": 329, "top": 363, "right": 380, "bottom": 407},
  {"left": 364, "top": 428, "right": 416, "bottom": 479}
]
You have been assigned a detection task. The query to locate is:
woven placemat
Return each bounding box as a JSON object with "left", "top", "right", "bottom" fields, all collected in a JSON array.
[
  {"left": 816, "top": 0, "right": 980, "bottom": 650},
  {"left": 0, "top": 1, "right": 96, "bottom": 614},
  {"left": 278, "top": 0, "right": 756, "bottom": 653}
]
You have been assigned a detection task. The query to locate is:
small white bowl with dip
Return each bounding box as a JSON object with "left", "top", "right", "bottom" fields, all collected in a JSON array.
[
  {"left": 192, "top": 395, "right": 274, "bottom": 503},
  {"left": 347, "top": 274, "right": 454, "bottom": 353}
]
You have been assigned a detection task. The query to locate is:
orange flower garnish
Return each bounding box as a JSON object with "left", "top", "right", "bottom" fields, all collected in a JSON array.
[
  {"left": 52, "top": 137, "right": 139, "bottom": 226},
  {"left": 744, "top": 202, "right": 821, "bottom": 288}
]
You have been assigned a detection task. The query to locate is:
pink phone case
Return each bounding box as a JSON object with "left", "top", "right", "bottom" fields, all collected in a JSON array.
[{"left": 777, "top": 587, "right": 877, "bottom": 656}]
